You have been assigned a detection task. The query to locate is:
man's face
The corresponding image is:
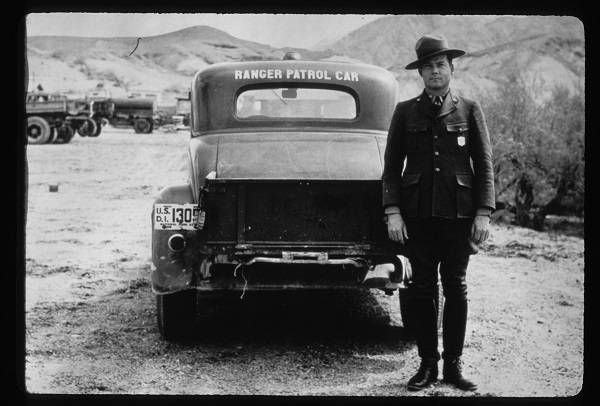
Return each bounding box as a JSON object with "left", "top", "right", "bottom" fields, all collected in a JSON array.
[{"left": 419, "top": 54, "right": 453, "bottom": 92}]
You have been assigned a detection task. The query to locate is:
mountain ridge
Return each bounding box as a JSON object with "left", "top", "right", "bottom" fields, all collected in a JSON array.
[
  {"left": 323, "top": 15, "right": 584, "bottom": 100},
  {"left": 26, "top": 16, "right": 584, "bottom": 105}
]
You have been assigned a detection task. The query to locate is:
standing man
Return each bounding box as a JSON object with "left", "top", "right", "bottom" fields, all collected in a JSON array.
[{"left": 382, "top": 35, "right": 495, "bottom": 391}]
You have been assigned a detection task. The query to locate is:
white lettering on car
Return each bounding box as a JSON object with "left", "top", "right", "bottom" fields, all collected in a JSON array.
[{"left": 234, "top": 69, "right": 359, "bottom": 82}]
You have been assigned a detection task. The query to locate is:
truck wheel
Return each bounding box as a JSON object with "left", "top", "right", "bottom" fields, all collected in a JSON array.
[
  {"left": 399, "top": 283, "right": 444, "bottom": 336},
  {"left": 156, "top": 290, "right": 196, "bottom": 341},
  {"left": 89, "top": 119, "right": 102, "bottom": 137},
  {"left": 55, "top": 124, "right": 75, "bottom": 144},
  {"left": 27, "top": 116, "right": 51, "bottom": 144},
  {"left": 134, "top": 118, "right": 152, "bottom": 134},
  {"left": 76, "top": 118, "right": 97, "bottom": 137},
  {"left": 47, "top": 127, "right": 57, "bottom": 144}
]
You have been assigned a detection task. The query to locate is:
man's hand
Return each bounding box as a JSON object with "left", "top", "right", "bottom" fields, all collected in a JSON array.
[
  {"left": 470, "top": 215, "right": 490, "bottom": 245},
  {"left": 387, "top": 213, "right": 408, "bottom": 244}
]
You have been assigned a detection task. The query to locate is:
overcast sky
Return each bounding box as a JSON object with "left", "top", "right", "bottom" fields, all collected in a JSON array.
[{"left": 26, "top": 13, "right": 383, "bottom": 49}]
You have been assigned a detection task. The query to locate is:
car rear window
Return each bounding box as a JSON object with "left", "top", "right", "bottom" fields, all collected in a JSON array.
[{"left": 236, "top": 87, "right": 357, "bottom": 120}]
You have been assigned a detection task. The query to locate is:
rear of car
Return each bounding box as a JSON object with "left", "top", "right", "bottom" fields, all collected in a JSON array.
[{"left": 150, "top": 59, "right": 418, "bottom": 340}]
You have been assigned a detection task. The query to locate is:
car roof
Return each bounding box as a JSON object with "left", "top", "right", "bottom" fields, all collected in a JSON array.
[
  {"left": 190, "top": 59, "right": 399, "bottom": 134},
  {"left": 194, "top": 59, "right": 395, "bottom": 83}
]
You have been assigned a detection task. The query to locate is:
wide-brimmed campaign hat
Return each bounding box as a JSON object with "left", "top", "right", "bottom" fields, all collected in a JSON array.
[{"left": 405, "top": 34, "right": 466, "bottom": 70}]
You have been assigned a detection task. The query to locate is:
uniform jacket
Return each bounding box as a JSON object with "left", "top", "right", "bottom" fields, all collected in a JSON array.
[{"left": 382, "top": 90, "right": 495, "bottom": 219}]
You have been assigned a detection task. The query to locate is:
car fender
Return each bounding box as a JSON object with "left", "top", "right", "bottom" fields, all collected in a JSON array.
[{"left": 151, "top": 184, "right": 195, "bottom": 294}]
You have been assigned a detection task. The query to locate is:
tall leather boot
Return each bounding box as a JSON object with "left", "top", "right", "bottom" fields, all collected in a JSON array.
[
  {"left": 442, "top": 357, "right": 477, "bottom": 391},
  {"left": 407, "top": 357, "right": 438, "bottom": 391}
]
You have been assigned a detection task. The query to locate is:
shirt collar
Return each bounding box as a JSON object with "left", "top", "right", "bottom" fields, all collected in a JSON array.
[{"left": 425, "top": 88, "right": 450, "bottom": 101}]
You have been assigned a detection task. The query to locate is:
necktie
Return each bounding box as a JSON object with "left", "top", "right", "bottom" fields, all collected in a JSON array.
[{"left": 432, "top": 95, "right": 443, "bottom": 107}]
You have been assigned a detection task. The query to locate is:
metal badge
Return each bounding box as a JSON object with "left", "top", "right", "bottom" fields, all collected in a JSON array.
[{"left": 457, "top": 136, "right": 466, "bottom": 147}]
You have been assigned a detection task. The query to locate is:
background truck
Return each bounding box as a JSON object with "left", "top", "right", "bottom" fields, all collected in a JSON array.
[
  {"left": 26, "top": 92, "right": 103, "bottom": 144},
  {"left": 108, "top": 97, "right": 156, "bottom": 134},
  {"left": 152, "top": 95, "right": 191, "bottom": 131},
  {"left": 173, "top": 95, "right": 191, "bottom": 130}
]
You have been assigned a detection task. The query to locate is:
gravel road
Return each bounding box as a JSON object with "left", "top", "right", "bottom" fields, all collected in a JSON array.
[{"left": 24, "top": 128, "right": 584, "bottom": 396}]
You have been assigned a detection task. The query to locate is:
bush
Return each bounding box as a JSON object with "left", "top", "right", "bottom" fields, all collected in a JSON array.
[{"left": 480, "top": 73, "right": 584, "bottom": 229}]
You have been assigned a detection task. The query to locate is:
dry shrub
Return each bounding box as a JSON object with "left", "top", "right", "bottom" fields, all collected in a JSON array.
[{"left": 479, "top": 73, "right": 584, "bottom": 229}]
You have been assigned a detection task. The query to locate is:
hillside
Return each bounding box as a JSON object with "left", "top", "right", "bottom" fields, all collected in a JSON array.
[
  {"left": 26, "top": 25, "right": 332, "bottom": 104},
  {"left": 324, "top": 15, "right": 584, "bottom": 100},
  {"left": 26, "top": 16, "right": 584, "bottom": 105}
]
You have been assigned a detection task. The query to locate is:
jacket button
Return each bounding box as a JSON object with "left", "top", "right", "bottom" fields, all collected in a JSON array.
[
  {"left": 435, "top": 167, "right": 440, "bottom": 172},
  {"left": 434, "top": 151, "right": 440, "bottom": 156}
]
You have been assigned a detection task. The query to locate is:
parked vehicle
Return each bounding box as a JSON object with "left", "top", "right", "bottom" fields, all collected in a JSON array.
[
  {"left": 26, "top": 92, "right": 100, "bottom": 144},
  {"left": 87, "top": 98, "right": 114, "bottom": 137},
  {"left": 151, "top": 57, "right": 442, "bottom": 340},
  {"left": 153, "top": 105, "right": 177, "bottom": 128},
  {"left": 109, "top": 97, "right": 156, "bottom": 134},
  {"left": 173, "top": 96, "right": 191, "bottom": 130}
]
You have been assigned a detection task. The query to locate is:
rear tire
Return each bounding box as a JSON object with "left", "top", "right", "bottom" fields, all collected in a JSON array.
[
  {"left": 47, "top": 127, "right": 57, "bottom": 144},
  {"left": 27, "top": 116, "right": 51, "bottom": 144},
  {"left": 76, "top": 118, "right": 97, "bottom": 137},
  {"left": 156, "top": 290, "right": 197, "bottom": 341},
  {"left": 55, "top": 124, "right": 75, "bottom": 144},
  {"left": 134, "top": 118, "right": 152, "bottom": 134},
  {"left": 89, "top": 119, "right": 102, "bottom": 137}
]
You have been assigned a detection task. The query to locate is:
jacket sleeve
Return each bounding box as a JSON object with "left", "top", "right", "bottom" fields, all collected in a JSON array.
[
  {"left": 382, "top": 103, "right": 406, "bottom": 209},
  {"left": 468, "top": 101, "right": 496, "bottom": 211}
]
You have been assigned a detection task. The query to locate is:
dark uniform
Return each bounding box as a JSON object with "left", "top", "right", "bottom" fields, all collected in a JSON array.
[{"left": 383, "top": 84, "right": 495, "bottom": 389}]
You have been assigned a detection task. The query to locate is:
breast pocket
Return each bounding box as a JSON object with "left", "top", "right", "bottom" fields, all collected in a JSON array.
[
  {"left": 407, "top": 124, "right": 429, "bottom": 152},
  {"left": 446, "top": 122, "right": 469, "bottom": 153}
]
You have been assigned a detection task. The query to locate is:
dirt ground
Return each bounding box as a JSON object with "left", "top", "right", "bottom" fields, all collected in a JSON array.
[{"left": 23, "top": 128, "right": 584, "bottom": 396}]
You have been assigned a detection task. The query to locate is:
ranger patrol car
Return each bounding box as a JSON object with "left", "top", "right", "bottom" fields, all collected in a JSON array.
[{"left": 151, "top": 55, "right": 441, "bottom": 340}]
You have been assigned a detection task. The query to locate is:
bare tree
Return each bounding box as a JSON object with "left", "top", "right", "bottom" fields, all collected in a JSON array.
[{"left": 481, "top": 74, "right": 584, "bottom": 229}]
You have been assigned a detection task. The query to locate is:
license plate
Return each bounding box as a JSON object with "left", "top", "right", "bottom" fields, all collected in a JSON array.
[{"left": 154, "top": 203, "right": 205, "bottom": 230}]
